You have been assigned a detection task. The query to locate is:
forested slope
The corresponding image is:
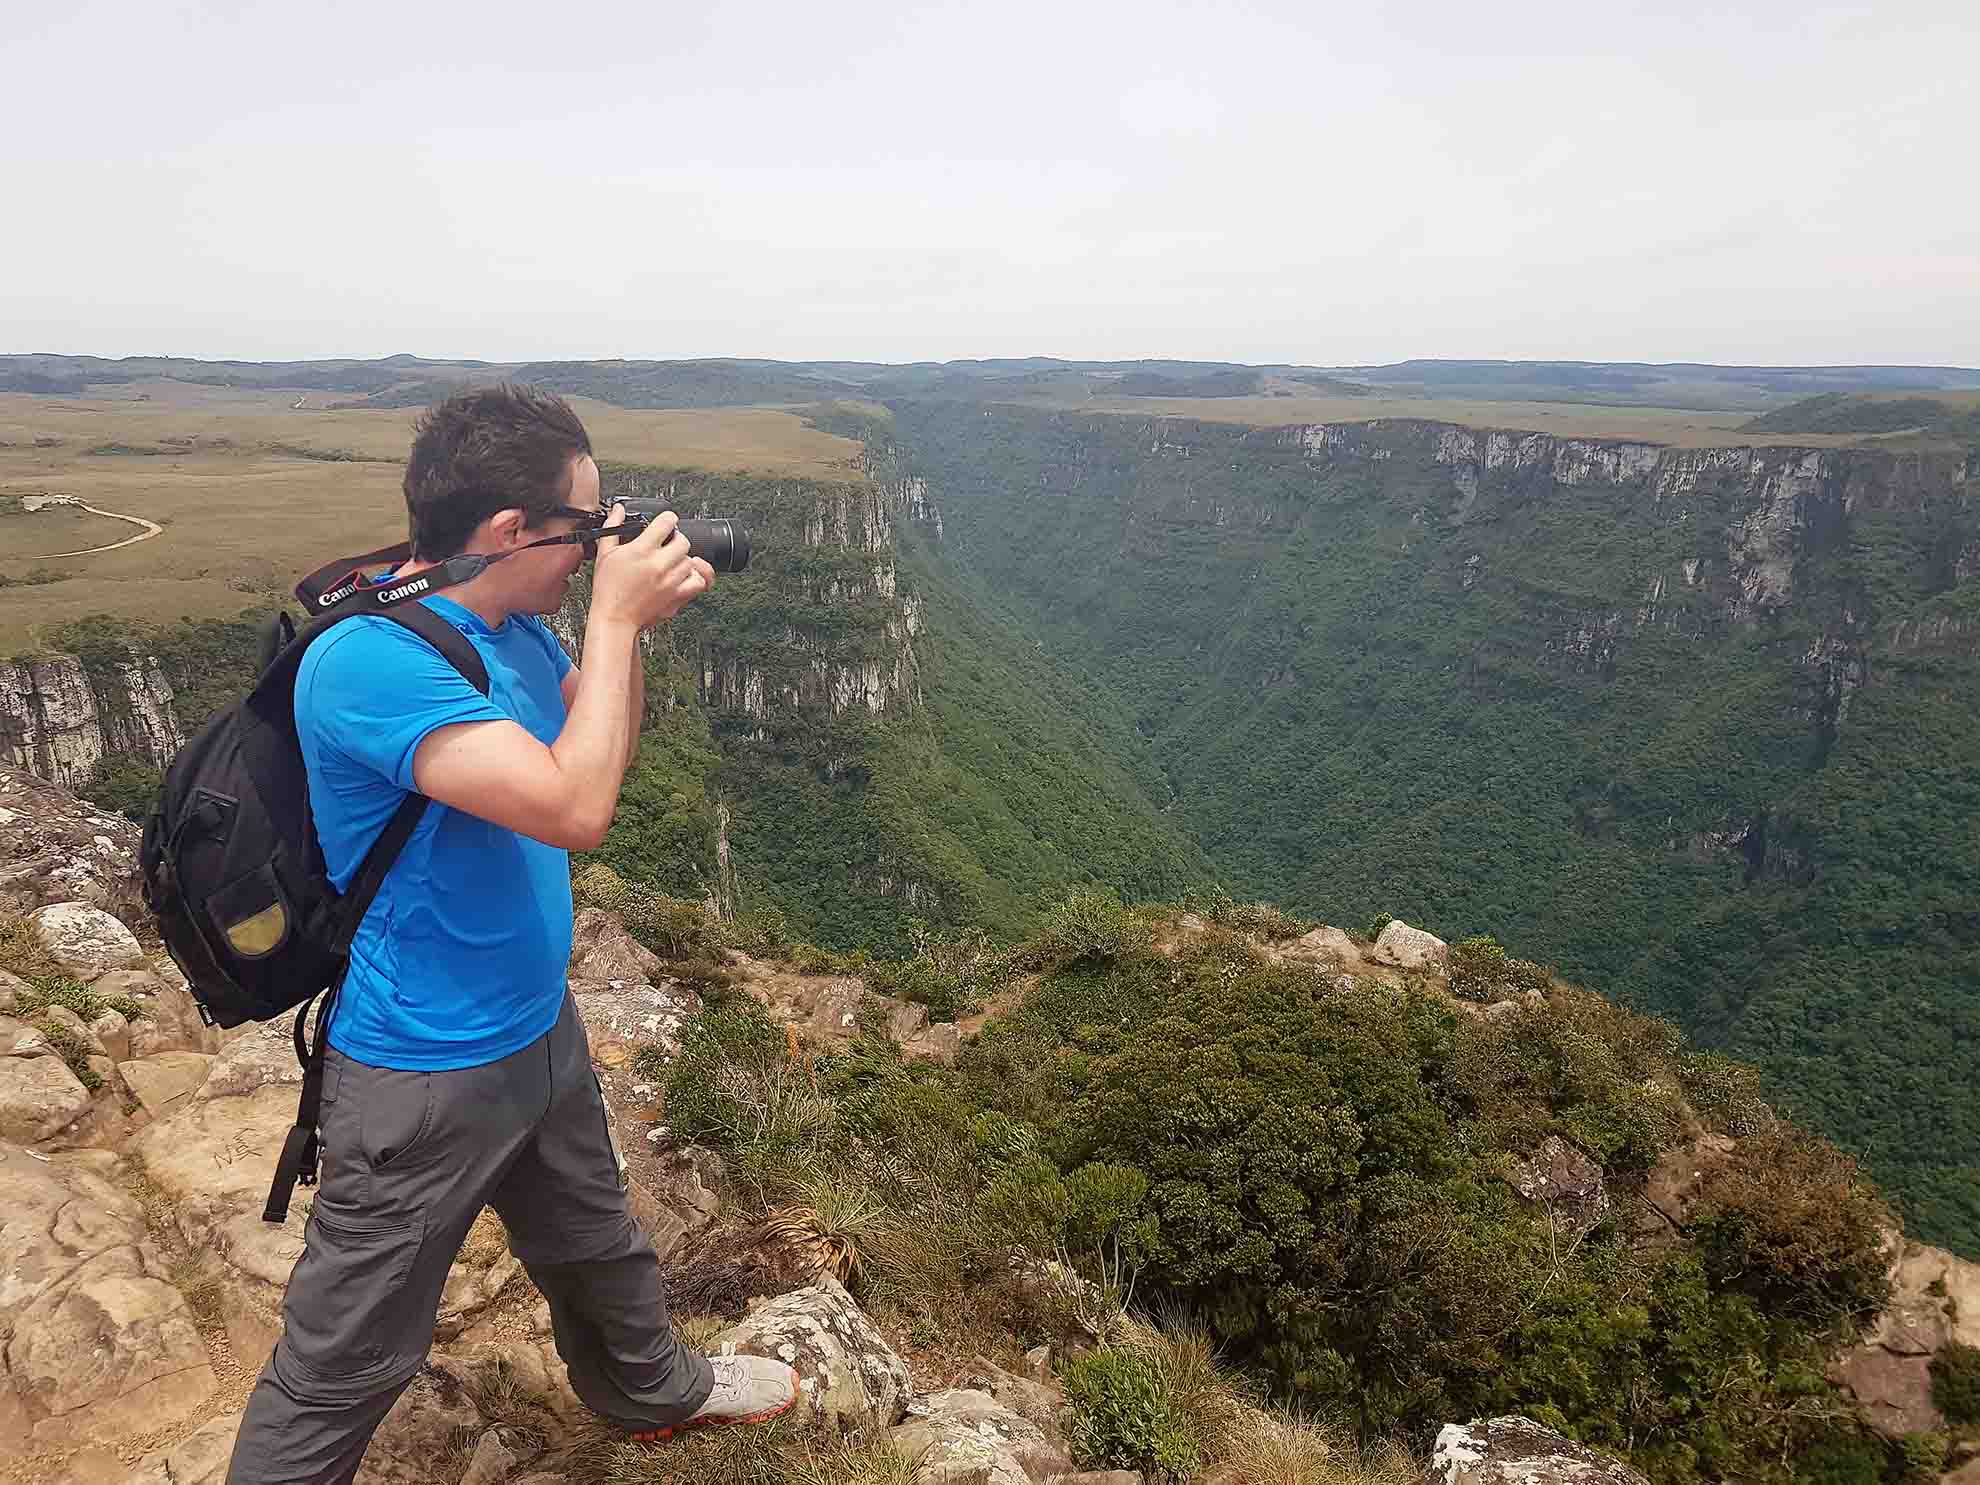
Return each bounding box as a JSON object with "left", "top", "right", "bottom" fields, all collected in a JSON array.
[{"left": 887, "top": 400, "right": 1980, "bottom": 1253}]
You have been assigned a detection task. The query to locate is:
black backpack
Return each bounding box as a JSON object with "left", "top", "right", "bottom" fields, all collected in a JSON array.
[{"left": 139, "top": 545, "right": 487, "bottom": 1223}]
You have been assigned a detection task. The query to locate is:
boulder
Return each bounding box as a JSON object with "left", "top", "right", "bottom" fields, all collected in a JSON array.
[
  {"left": 0, "top": 967, "right": 24, "bottom": 1011},
  {"left": 568, "top": 907, "right": 667, "bottom": 985},
  {"left": 707, "top": 1274, "right": 912, "bottom": 1430},
  {"left": 1827, "top": 1230, "right": 1980, "bottom": 1438},
  {"left": 1373, "top": 919, "right": 1448, "bottom": 971},
  {"left": 118, "top": 1051, "right": 215, "bottom": 1116},
  {"left": 1433, "top": 1416, "right": 1648, "bottom": 1484},
  {"left": 1828, "top": 1345, "right": 1940, "bottom": 1438},
  {"left": 29, "top": 902, "right": 145, "bottom": 978},
  {"left": 0, "top": 1051, "right": 93, "bottom": 1141},
  {"left": 892, "top": 1388, "right": 1072, "bottom": 1485},
  {"left": 959, "top": 1361, "right": 1067, "bottom": 1440},
  {"left": 125, "top": 1412, "right": 241, "bottom": 1485},
  {"left": 571, "top": 977, "right": 702, "bottom": 1074},
  {"left": 1627, "top": 1133, "right": 1737, "bottom": 1249},
  {"left": 196, "top": 1014, "right": 307, "bottom": 1101},
  {"left": 1870, "top": 1234, "right": 1980, "bottom": 1353},
  {"left": 1506, "top": 1136, "right": 1610, "bottom": 1236},
  {"left": 3, "top": 1013, "right": 52, "bottom": 1057},
  {"left": 903, "top": 1020, "right": 963, "bottom": 1063}
]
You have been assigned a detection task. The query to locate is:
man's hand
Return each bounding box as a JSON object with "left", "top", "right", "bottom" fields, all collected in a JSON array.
[{"left": 590, "top": 503, "right": 716, "bottom": 629}]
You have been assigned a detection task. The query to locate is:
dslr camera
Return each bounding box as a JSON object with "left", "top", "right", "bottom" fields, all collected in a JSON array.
[{"left": 607, "top": 500, "right": 752, "bottom": 573}]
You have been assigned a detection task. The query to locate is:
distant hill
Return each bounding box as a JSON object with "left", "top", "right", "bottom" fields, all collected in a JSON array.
[
  {"left": 1743, "top": 391, "right": 1980, "bottom": 442},
  {"left": 1333, "top": 359, "right": 1980, "bottom": 412},
  {"left": 5, "top": 350, "right": 1977, "bottom": 417}
]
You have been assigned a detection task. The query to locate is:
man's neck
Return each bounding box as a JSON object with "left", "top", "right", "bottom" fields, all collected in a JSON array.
[{"left": 393, "top": 550, "right": 513, "bottom": 627}]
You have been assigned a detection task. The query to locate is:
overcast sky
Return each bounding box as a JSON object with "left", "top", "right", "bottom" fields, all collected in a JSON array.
[{"left": 7, "top": 0, "right": 1974, "bottom": 368}]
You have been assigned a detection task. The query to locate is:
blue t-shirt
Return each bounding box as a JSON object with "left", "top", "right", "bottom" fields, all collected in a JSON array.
[{"left": 294, "top": 593, "right": 576, "bottom": 1070}]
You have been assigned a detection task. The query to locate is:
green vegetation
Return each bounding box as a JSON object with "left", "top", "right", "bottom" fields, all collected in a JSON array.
[
  {"left": 645, "top": 892, "right": 1908, "bottom": 1484},
  {"left": 1930, "top": 1342, "right": 1980, "bottom": 1426},
  {"left": 584, "top": 460, "right": 1210, "bottom": 953},
  {"left": 1063, "top": 1345, "right": 1202, "bottom": 1481},
  {"left": 888, "top": 400, "right": 1980, "bottom": 1255}
]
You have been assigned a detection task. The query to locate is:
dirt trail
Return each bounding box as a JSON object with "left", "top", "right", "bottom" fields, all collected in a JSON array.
[{"left": 33, "top": 503, "right": 164, "bottom": 558}]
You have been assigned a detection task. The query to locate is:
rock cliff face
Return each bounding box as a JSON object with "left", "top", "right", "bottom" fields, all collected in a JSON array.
[
  {"left": 0, "top": 652, "right": 184, "bottom": 789},
  {"left": 1285, "top": 419, "right": 1974, "bottom": 721},
  {"left": 558, "top": 467, "right": 937, "bottom": 731}
]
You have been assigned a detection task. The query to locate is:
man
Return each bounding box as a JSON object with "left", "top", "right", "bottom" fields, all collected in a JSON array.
[{"left": 226, "top": 384, "right": 796, "bottom": 1484}]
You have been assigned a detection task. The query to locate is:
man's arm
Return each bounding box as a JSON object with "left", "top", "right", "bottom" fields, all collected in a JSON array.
[
  {"left": 414, "top": 507, "right": 710, "bottom": 849},
  {"left": 414, "top": 617, "right": 641, "bottom": 850},
  {"left": 559, "top": 637, "right": 646, "bottom": 769}
]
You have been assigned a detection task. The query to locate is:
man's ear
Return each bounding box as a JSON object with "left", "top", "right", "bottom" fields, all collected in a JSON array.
[{"left": 487, "top": 507, "right": 527, "bottom": 548}]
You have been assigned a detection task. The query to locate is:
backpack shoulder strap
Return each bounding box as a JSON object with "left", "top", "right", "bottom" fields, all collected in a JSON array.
[{"left": 263, "top": 600, "right": 492, "bottom": 1224}]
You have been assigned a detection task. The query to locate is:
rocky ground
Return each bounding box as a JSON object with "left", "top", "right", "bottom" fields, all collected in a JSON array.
[{"left": 4, "top": 763, "right": 1978, "bottom": 1484}]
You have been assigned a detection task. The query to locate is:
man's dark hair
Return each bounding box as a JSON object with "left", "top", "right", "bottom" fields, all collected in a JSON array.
[{"left": 403, "top": 383, "right": 593, "bottom": 560}]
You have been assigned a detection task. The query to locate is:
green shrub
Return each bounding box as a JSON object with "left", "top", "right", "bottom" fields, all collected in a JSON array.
[
  {"left": 1692, "top": 1129, "right": 1893, "bottom": 1324},
  {"left": 1016, "top": 887, "right": 1145, "bottom": 974},
  {"left": 1447, "top": 935, "right": 1510, "bottom": 1001},
  {"left": 11, "top": 977, "right": 106, "bottom": 1022},
  {"left": 1063, "top": 1346, "right": 1202, "bottom": 1484},
  {"left": 1894, "top": 1432, "right": 1948, "bottom": 1483},
  {"left": 870, "top": 919, "right": 1014, "bottom": 1021},
  {"left": 660, "top": 995, "right": 787, "bottom": 1150},
  {"left": 36, "top": 1018, "right": 103, "bottom": 1091},
  {"left": 77, "top": 758, "right": 163, "bottom": 825},
  {"left": 1362, "top": 912, "right": 1394, "bottom": 944},
  {"left": 573, "top": 861, "right": 726, "bottom": 961},
  {"left": 1188, "top": 887, "right": 1309, "bottom": 942},
  {"left": 1678, "top": 1051, "right": 1778, "bottom": 1138},
  {"left": 1930, "top": 1341, "right": 1980, "bottom": 1425},
  {"left": 729, "top": 904, "right": 792, "bottom": 957}
]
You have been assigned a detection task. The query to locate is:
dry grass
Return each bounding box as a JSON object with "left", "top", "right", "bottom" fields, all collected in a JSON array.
[
  {"left": 1212, "top": 1418, "right": 1420, "bottom": 1485},
  {"left": 562, "top": 1412, "right": 915, "bottom": 1485},
  {"left": 0, "top": 393, "right": 863, "bottom": 653},
  {"left": 1062, "top": 392, "right": 1880, "bottom": 448}
]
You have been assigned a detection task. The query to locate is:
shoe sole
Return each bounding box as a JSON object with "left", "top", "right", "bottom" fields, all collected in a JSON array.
[{"left": 625, "top": 1364, "right": 801, "bottom": 1443}]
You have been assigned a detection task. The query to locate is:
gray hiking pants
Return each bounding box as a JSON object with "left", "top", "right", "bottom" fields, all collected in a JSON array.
[{"left": 226, "top": 991, "right": 713, "bottom": 1485}]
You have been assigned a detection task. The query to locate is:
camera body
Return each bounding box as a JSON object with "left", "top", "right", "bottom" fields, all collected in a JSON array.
[{"left": 616, "top": 500, "right": 752, "bottom": 573}]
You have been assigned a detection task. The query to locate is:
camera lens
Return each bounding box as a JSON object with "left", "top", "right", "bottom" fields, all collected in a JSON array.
[{"left": 676, "top": 517, "right": 752, "bottom": 573}]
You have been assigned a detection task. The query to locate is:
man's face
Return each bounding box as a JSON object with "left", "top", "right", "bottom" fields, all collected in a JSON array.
[{"left": 514, "top": 454, "right": 602, "bottom": 614}]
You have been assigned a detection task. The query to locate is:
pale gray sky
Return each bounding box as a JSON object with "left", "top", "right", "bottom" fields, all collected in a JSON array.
[{"left": 7, "top": 0, "right": 1975, "bottom": 367}]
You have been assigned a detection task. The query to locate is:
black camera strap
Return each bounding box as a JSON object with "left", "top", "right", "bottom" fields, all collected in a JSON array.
[{"left": 293, "top": 528, "right": 618, "bottom": 614}]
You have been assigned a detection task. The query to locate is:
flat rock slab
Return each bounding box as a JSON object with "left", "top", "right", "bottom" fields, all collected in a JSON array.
[
  {"left": 118, "top": 1051, "right": 215, "bottom": 1115},
  {"left": 1434, "top": 1416, "right": 1648, "bottom": 1485},
  {"left": 0, "top": 1145, "right": 216, "bottom": 1453},
  {"left": 708, "top": 1274, "right": 912, "bottom": 1431}
]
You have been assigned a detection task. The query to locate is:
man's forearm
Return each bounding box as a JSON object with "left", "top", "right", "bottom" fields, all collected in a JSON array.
[{"left": 551, "top": 615, "right": 641, "bottom": 842}]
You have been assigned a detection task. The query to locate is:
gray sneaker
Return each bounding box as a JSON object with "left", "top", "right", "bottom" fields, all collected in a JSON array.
[{"left": 627, "top": 1355, "right": 800, "bottom": 1442}]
